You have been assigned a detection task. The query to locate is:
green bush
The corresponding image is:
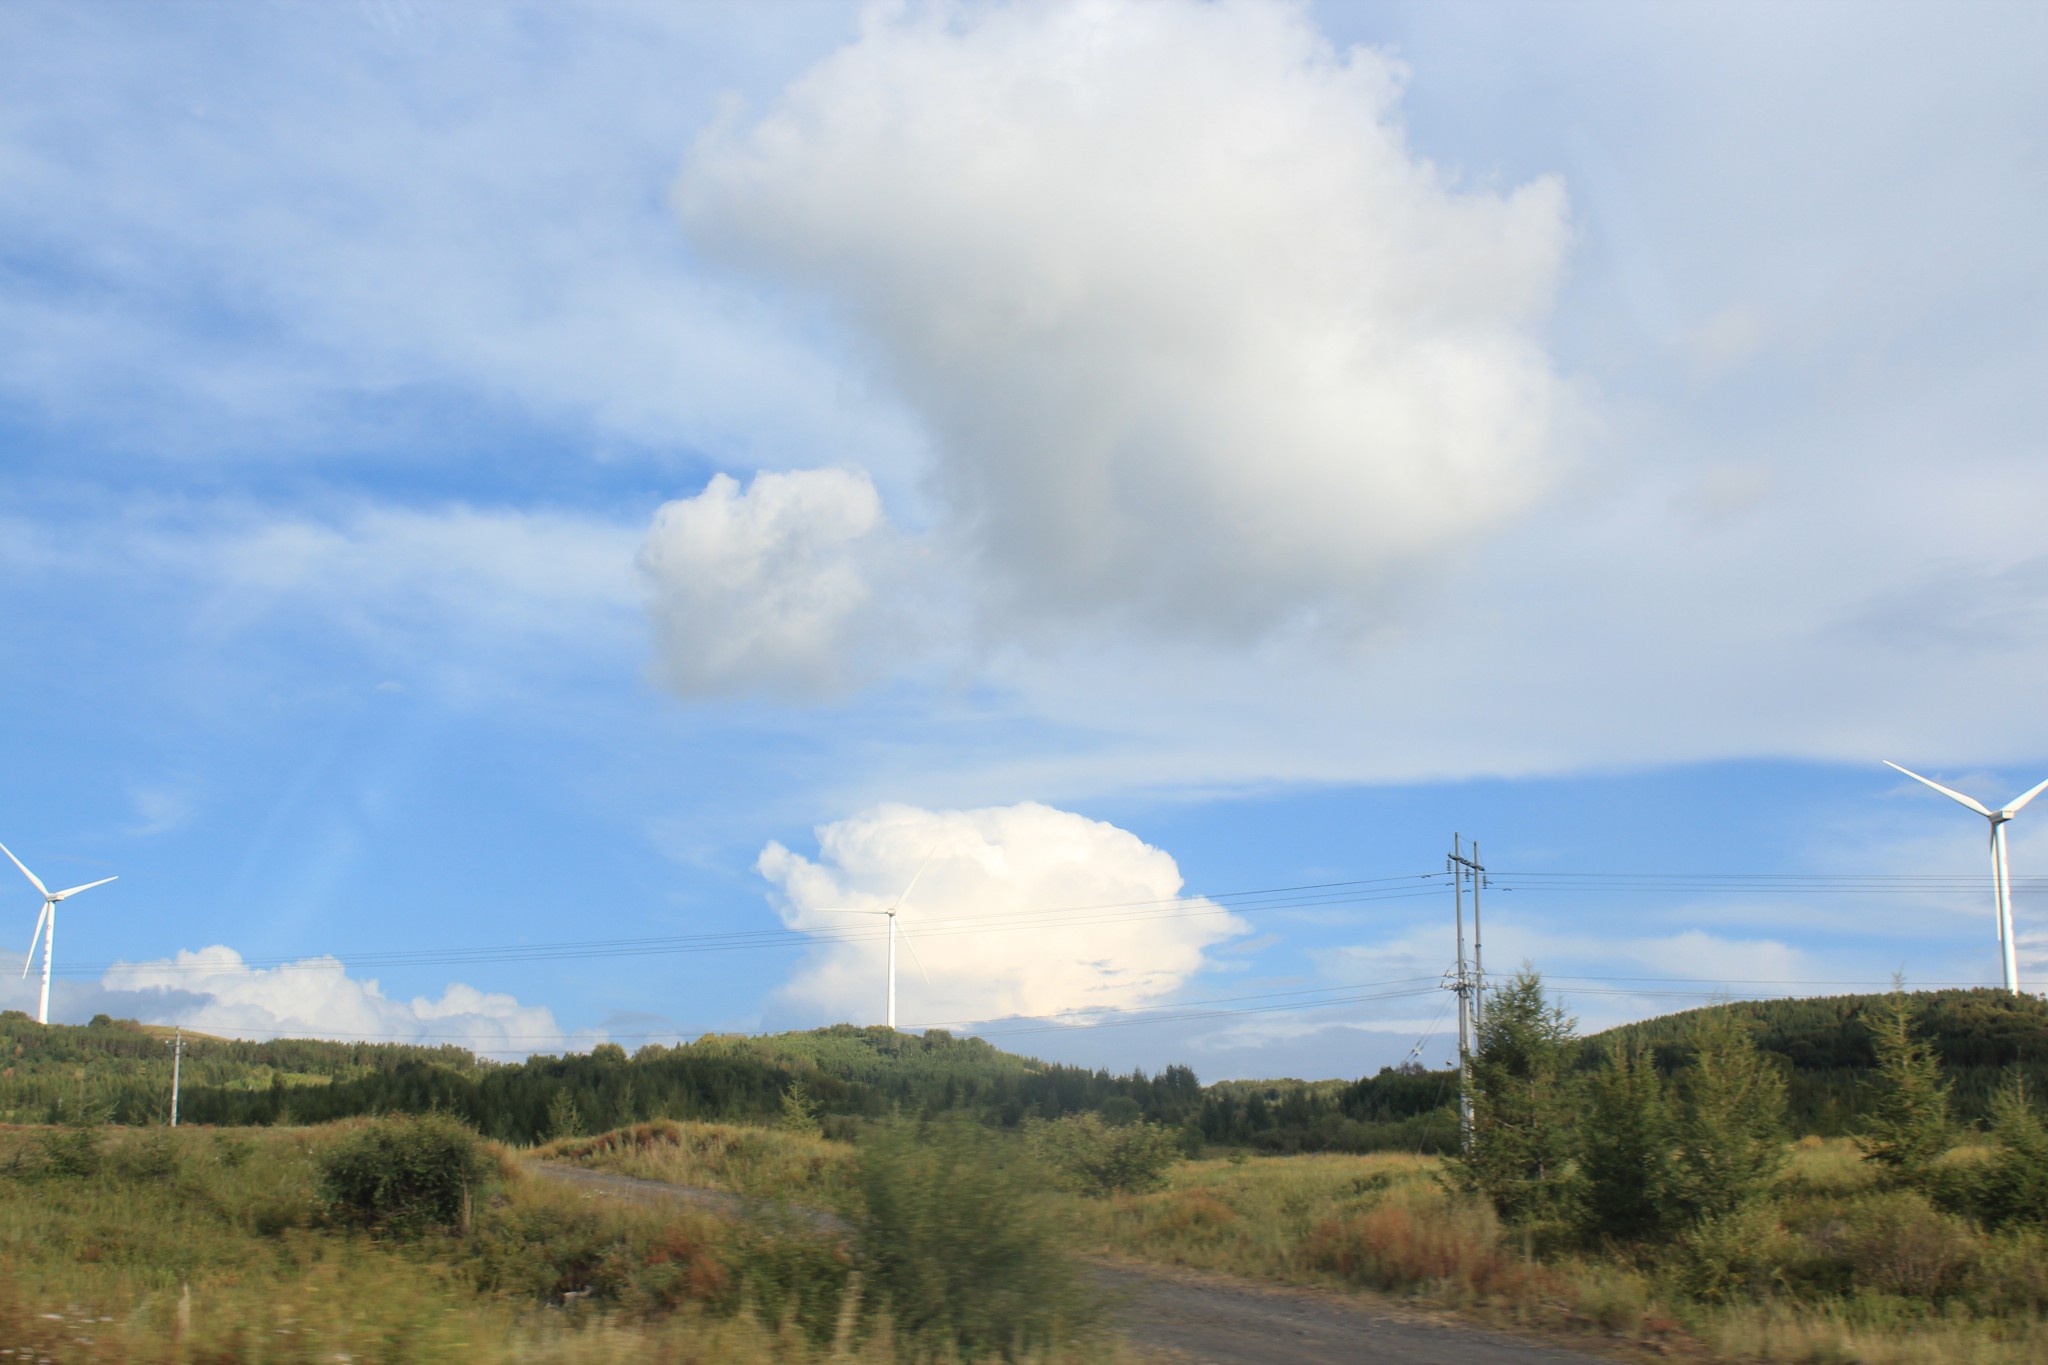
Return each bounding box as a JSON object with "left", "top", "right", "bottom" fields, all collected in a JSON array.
[
  {"left": 853, "top": 1118, "right": 1094, "bottom": 1358},
  {"left": 1023, "top": 1111, "right": 1181, "bottom": 1196},
  {"left": 318, "top": 1112, "right": 496, "bottom": 1234},
  {"left": 1974, "top": 1071, "right": 2048, "bottom": 1228},
  {"left": 34, "top": 1120, "right": 102, "bottom": 1179}
]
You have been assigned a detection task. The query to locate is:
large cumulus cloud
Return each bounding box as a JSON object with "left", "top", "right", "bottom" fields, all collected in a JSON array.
[
  {"left": 675, "top": 0, "right": 1571, "bottom": 640},
  {"left": 759, "top": 801, "right": 1247, "bottom": 1024}
]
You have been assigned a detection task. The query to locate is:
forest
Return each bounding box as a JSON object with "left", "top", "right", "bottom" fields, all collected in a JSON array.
[{"left": 7, "top": 986, "right": 2045, "bottom": 1149}]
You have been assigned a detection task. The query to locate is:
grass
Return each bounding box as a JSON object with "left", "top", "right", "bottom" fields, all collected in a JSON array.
[
  {"left": 535, "top": 1119, "right": 855, "bottom": 1206},
  {"left": 1053, "top": 1140, "right": 2048, "bottom": 1365},
  {"left": 0, "top": 1122, "right": 1126, "bottom": 1364}
]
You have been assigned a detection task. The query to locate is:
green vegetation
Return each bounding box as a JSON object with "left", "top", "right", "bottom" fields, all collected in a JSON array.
[
  {"left": 0, "top": 1116, "right": 1126, "bottom": 1364},
  {"left": 538, "top": 1118, "right": 854, "bottom": 1204},
  {"left": 1022, "top": 1112, "right": 1182, "bottom": 1196},
  {"left": 854, "top": 1119, "right": 1096, "bottom": 1359},
  {"left": 319, "top": 1110, "right": 501, "bottom": 1233}
]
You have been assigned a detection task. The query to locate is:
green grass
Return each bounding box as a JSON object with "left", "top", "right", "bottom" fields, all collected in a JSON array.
[{"left": 0, "top": 1122, "right": 1125, "bottom": 1364}]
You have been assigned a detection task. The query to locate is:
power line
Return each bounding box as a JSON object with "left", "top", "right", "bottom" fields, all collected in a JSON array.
[{"left": 57, "top": 874, "right": 1450, "bottom": 977}]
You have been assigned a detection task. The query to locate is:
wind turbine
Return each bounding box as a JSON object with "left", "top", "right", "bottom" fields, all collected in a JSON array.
[
  {"left": 1885, "top": 762, "right": 2048, "bottom": 995},
  {"left": 819, "top": 850, "right": 935, "bottom": 1030},
  {"left": 3, "top": 839, "right": 117, "bottom": 1026}
]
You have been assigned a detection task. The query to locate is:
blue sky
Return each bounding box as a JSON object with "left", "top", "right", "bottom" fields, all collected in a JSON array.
[{"left": 2, "top": 0, "right": 2043, "bottom": 1078}]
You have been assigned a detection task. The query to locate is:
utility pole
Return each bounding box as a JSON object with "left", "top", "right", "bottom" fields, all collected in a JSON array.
[
  {"left": 167, "top": 1027, "right": 183, "bottom": 1127},
  {"left": 1445, "top": 834, "right": 1475, "bottom": 1149},
  {"left": 1442, "top": 834, "right": 1491, "bottom": 1151}
]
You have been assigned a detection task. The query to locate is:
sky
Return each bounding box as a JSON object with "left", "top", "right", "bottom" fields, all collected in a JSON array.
[{"left": 1, "top": 0, "right": 2044, "bottom": 1079}]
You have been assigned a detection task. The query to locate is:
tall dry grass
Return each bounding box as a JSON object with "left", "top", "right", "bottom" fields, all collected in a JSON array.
[
  {"left": 1067, "top": 1140, "right": 2047, "bottom": 1365},
  {"left": 536, "top": 1119, "right": 854, "bottom": 1205}
]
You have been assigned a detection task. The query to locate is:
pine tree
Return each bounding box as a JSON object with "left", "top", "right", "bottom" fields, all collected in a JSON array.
[
  {"left": 1668, "top": 1007, "right": 1786, "bottom": 1226},
  {"left": 1577, "top": 1043, "right": 1672, "bottom": 1244},
  {"left": 1452, "top": 967, "right": 1579, "bottom": 1226},
  {"left": 1856, "top": 986, "right": 1951, "bottom": 1182},
  {"left": 1976, "top": 1071, "right": 2048, "bottom": 1229}
]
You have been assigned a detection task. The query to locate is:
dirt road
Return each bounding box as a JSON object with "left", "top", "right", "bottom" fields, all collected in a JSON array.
[{"left": 526, "top": 1162, "right": 1622, "bottom": 1365}]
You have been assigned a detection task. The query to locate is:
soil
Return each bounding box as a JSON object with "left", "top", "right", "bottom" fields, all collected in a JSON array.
[{"left": 525, "top": 1161, "right": 1628, "bottom": 1365}]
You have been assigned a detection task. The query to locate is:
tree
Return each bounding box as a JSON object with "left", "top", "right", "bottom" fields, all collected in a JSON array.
[
  {"left": 1976, "top": 1070, "right": 2048, "bottom": 1229},
  {"left": 1577, "top": 1043, "right": 1673, "bottom": 1244},
  {"left": 1023, "top": 1111, "right": 1181, "bottom": 1196},
  {"left": 1667, "top": 1007, "right": 1786, "bottom": 1226},
  {"left": 1856, "top": 986, "right": 1951, "bottom": 1182},
  {"left": 1452, "top": 967, "right": 1579, "bottom": 1226}
]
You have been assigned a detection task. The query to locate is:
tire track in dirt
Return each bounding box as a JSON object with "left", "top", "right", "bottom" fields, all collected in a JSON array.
[{"left": 525, "top": 1162, "right": 1626, "bottom": 1365}]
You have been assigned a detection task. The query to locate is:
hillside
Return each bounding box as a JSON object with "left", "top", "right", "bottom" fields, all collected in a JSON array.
[
  {"left": 1587, "top": 988, "right": 2048, "bottom": 1130},
  {"left": 10, "top": 987, "right": 2042, "bottom": 1144}
]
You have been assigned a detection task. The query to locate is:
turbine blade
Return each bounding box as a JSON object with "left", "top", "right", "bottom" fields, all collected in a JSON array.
[
  {"left": 892, "top": 848, "right": 938, "bottom": 914},
  {"left": 2000, "top": 776, "right": 2048, "bottom": 818},
  {"left": 897, "top": 920, "right": 933, "bottom": 985},
  {"left": 22, "top": 905, "right": 47, "bottom": 977},
  {"left": 0, "top": 841, "right": 49, "bottom": 898},
  {"left": 814, "top": 906, "right": 888, "bottom": 916},
  {"left": 1885, "top": 761, "right": 1993, "bottom": 818},
  {"left": 50, "top": 875, "right": 117, "bottom": 901}
]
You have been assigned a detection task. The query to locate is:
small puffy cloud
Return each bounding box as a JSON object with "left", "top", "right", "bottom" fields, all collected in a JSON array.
[
  {"left": 680, "top": 0, "right": 1571, "bottom": 636},
  {"left": 759, "top": 801, "right": 1247, "bottom": 1024},
  {"left": 639, "top": 467, "right": 909, "bottom": 698},
  {"left": 70, "top": 946, "right": 580, "bottom": 1060}
]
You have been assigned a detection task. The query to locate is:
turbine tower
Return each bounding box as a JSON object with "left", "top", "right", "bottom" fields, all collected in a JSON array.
[
  {"left": 821, "top": 850, "right": 935, "bottom": 1030},
  {"left": 3, "top": 839, "right": 117, "bottom": 1026},
  {"left": 1885, "top": 762, "right": 2048, "bottom": 995}
]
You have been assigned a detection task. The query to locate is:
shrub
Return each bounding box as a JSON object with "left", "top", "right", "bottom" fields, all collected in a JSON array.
[
  {"left": 1304, "top": 1184, "right": 1544, "bottom": 1299},
  {"left": 853, "top": 1118, "right": 1093, "bottom": 1358},
  {"left": 1835, "top": 1190, "right": 1979, "bottom": 1299},
  {"left": 1667, "top": 1201, "right": 1807, "bottom": 1302},
  {"left": 1975, "top": 1070, "right": 2048, "bottom": 1228},
  {"left": 319, "top": 1113, "right": 497, "bottom": 1234},
  {"left": 1023, "top": 1112, "right": 1181, "bottom": 1196},
  {"left": 35, "top": 1119, "right": 102, "bottom": 1179}
]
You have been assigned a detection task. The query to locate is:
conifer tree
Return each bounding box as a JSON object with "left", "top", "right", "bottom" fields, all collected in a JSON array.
[
  {"left": 1452, "top": 967, "right": 1579, "bottom": 1226},
  {"left": 1856, "top": 986, "right": 1951, "bottom": 1181},
  {"left": 1668, "top": 1007, "right": 1786, "bottom": 1225},
  {"left": 1577, "top": 1043, "right": 1672, "bottom": 1244},
  {"left": 1976, "top": 1071, "right": 2048, "bottom": 1229}
]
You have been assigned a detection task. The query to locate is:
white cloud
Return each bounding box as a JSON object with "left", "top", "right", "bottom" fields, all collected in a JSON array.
[
  {"left": 639, "top": 468, "right": 912, "bottom": 698},
  {"left": 82, "top": 946, "right": 579, "bottom": 1061},
  {"left": 758, "top": 800, "right": 1248, "bottom": 1024},
  {"left": 679, "top": 0, "right": 1572, "bottom": 637}
]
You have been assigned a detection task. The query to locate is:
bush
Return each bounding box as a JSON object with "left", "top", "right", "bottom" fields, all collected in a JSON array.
[
  {"left": 1974, "top": 1071, "right": 2048, "bottom": 1228},
  {"left": 1023, "top": 1112, "right": 1181, "bottom": 1196},
  {"left": 34, "top": 1120, "right": 102, "bottom": 1179},
  {"left": 1667, "top": 1201, "right": 1807, "bottom": 1302},
  {"left": 319, "top": 1113, "right": 497, "bottom": 1234},
  {"left": 1304, "top": 1185, "right": 1539, "bottom": 1299},
  {"left": 1835, "top": 1190, "right": 1979, "bottom": 1299},
  {"left": 853, "top": 1118, "right": 1093, "bottom": 1358}
]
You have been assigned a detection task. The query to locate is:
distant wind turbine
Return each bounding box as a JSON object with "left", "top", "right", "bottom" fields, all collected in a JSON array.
[
  {"left": 2, "top": 839, "right": 117, "bottom": 1026},
  {"left": 818, "top": 849, "right": 936, "bottom": 1030},
  {"left": 1885, "top": 761, "right": 2048, "bottom": 995}
]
